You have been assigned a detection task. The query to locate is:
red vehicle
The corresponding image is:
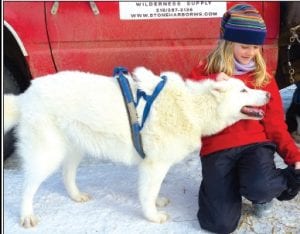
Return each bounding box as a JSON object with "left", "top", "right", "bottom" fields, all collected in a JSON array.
[{"left": 3, "top": 1, "right": 280, "bottom": 158}]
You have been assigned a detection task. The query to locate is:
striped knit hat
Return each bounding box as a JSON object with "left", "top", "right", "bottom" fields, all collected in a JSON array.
[{"left": 220, "top": 4, "right": 267, "bottom": 45}]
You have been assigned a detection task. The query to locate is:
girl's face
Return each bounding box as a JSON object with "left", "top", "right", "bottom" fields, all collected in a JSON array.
[{"left": 233, "top": 43, "right": 260, "bottom": 65}]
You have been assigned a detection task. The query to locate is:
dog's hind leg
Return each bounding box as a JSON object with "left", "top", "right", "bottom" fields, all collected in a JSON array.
[
  {"left": 138, "top": 160, "right": 171, "bottom": 223},
  {"left": 62, "top": 149, "right": 91, "bottom": 202},
  {"left": 19, "top": 123, "right": 67, "bottom": 228}
]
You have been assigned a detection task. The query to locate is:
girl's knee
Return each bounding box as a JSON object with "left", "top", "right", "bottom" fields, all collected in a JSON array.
[
  {"left": 197, "top": 194, "right": 241, "bottom": 234},
  {"left": 198, "top": 210, "right": 240, "bottom": 234},
  {"left": 241, "top": 179, "right": 285, "bottom": 202}
]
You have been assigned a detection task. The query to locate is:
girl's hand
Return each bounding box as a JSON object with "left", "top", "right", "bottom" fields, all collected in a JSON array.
[
  {"left": 295, "top": 161, "right": 300, "bottom": 169},
  {"left": 216, "top": 72, "right": 230, "bottom": 81}
]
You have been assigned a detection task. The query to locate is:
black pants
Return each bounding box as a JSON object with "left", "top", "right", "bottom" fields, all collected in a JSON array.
[
  {"left": 286, "top": 82, "right": 300, "bottom": 133},
  {"left": 197, "top": 142, "right": 287, "bottom": 234}
]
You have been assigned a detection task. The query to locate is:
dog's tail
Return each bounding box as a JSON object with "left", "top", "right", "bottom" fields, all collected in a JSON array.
[{"left": 4, "top": 94, "right": 20, "bottom": 133}]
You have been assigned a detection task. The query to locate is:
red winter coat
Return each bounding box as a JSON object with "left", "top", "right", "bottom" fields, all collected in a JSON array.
[{"left": 189, "top": 62, "right": 300, "bottom": 165}]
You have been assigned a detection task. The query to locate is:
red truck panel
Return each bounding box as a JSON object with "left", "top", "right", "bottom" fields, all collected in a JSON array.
[
  {"left": 4, "top": 1, "right": 56, "bottom": 76},
  {"left": 4, "top": 1, "right": 280, "bottom": 78}
]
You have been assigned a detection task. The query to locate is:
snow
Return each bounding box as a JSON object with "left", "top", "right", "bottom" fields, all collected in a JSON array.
[{"left": 3, "top": 85, "right": 300, "bottom": 234}]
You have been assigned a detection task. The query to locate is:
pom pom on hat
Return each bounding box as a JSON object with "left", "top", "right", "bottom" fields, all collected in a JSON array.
[{"left": 220, "top": 4, "right": 267, "bottom": 45}]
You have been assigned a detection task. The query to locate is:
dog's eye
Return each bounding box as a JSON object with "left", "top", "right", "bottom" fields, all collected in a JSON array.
[{"left": 240, "top": 89, "right": 247, "bottom": 93}]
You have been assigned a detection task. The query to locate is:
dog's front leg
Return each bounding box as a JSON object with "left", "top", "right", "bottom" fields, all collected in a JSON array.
[{"left": 138, "top": 160, "right": 171, "bottom": 223}]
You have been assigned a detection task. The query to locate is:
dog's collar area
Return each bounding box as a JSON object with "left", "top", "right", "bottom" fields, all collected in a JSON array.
[{"left": 113, "top": 66, "right": 167, "bottom": 159}]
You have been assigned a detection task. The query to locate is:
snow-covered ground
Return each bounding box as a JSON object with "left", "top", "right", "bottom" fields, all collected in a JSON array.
[{"left": 3, "top": 85, "right": 300, "bottom": 234}]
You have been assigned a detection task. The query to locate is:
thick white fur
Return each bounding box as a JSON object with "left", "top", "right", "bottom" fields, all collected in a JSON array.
[{"left": 4, "top": 67, "right": 270, "bottom": 228}]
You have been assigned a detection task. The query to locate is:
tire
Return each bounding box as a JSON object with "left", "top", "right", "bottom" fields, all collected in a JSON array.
[{"left": 4, "top": 65, "right": 20, "bottom": 160}]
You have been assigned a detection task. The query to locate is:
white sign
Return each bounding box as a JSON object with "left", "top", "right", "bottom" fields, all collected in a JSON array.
[{"left": 119, "top": 1, "right": 227, "bottom": 20}]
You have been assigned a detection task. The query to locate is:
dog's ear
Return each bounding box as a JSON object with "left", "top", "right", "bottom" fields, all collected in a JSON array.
[
  {"left": 132, "top": 67, "right": 156, "bottom": 82},
  {"left": 132, "top": 67, "right": 161, "bottom": 94},
  {"left": 210, "top": 81, "right": 228, "bottom": 100}
]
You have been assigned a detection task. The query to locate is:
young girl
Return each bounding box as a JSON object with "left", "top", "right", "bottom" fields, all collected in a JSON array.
[{"left": 189, "top": 4, "right": 300, "bottom": 234}]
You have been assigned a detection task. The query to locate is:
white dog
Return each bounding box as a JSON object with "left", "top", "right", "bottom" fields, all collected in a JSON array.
[{"left": 4, "top": 67, "right": 270, "bottom": 228}]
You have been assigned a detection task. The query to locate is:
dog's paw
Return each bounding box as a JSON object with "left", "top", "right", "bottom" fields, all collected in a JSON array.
[
  {"left": 156, "top": 197, "right": 170, "bottom": 207},
  {"left": 147, "top": 211, "right": 170, "bottom": 224},
  {"left": 20, "top": 215, "right": 38, "bottom": 228},
  {"left": 71, "top": 192, "right": 91, "bottom": 202}
]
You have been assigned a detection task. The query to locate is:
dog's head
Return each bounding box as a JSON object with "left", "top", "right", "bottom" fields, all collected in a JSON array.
[{"left": 209, "top": 78, "right": 270, "bottom": 121}]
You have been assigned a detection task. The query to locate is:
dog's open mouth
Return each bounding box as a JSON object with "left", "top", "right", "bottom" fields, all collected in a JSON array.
[{"left": 241, "top": 106, "right": 265, "bottom": 119}]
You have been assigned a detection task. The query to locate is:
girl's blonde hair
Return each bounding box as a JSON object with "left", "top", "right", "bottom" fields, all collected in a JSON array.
[{"left": 204, "top": 40, "right": 271, "bottom": 88}]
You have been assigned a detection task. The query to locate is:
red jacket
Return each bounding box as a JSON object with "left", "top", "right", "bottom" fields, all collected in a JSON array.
[{"left": 189, "top": 63, "right": 300, "bottom": 165}]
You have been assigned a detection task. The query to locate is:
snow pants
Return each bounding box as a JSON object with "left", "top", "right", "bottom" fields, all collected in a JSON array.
[{"left": 197, "top": 142, "right": 287, "bottom": 234}]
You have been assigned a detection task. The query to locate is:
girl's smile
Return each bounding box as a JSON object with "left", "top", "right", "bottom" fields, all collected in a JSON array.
[{"left": 233, "top": 43, "right": 260, "bottom": 65}]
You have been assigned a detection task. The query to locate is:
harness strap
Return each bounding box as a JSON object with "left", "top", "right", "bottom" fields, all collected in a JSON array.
[
  {"left": 135, "top": 76, "right": 167, "bottom": 129},
  {"left": 114, "top": 67, "right": 146, "bottom": 158},
  {"left": 113, "top": 67, "right": 167, "bottom": 159}
]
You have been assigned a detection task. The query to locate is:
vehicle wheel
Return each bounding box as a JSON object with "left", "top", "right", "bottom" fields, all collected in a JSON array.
[{"left": 4, "top": 65, "right": 20, "bottom": 160}]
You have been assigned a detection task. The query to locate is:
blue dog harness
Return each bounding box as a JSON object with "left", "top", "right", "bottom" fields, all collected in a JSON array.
[{"left": 113, "top": 67, "right": 167, "bottom": 159}]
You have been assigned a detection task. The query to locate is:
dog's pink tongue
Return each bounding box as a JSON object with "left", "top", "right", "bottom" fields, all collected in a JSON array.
[{"left": 241, "top": 106, "right": 265, "bottom": 119}]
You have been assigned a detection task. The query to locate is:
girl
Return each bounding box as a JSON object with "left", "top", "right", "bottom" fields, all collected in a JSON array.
[{"left": 189, "top": 4, "right": 300, "bottom": 234}]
